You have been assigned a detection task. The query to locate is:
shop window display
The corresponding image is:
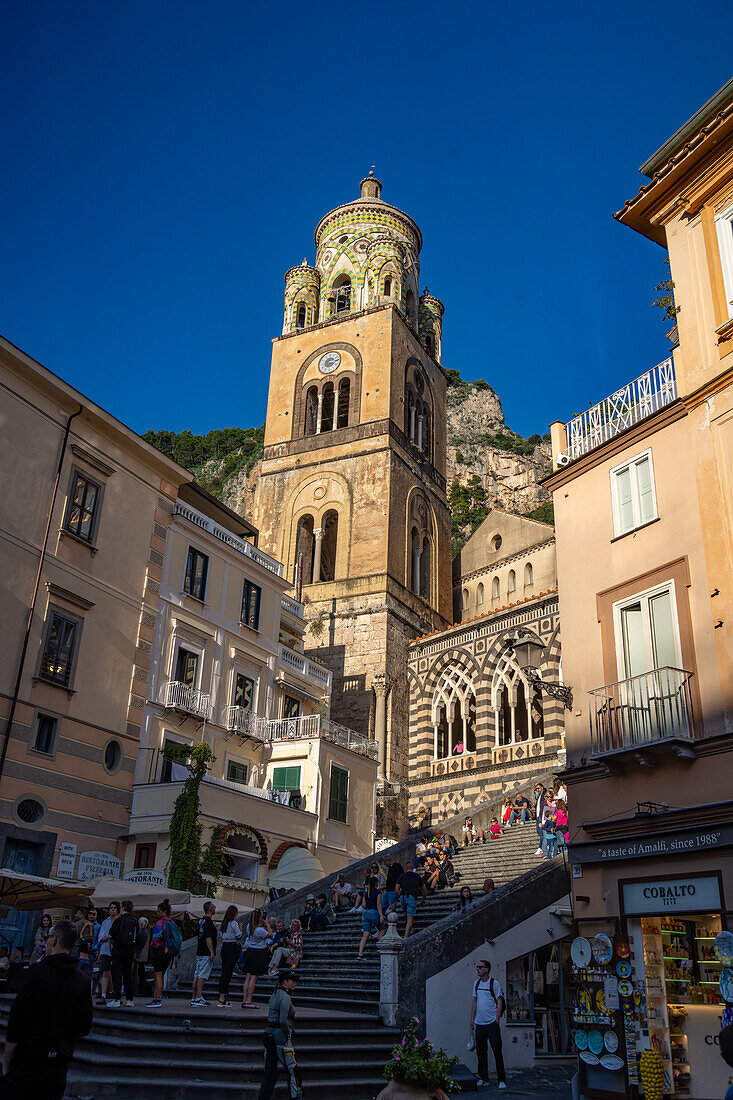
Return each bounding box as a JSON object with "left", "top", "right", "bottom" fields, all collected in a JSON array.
[{"left": 506, "top": 941, "right": 572, "bottom": 1056}]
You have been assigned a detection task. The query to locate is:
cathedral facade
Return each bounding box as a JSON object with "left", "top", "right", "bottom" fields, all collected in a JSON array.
[{"left": 253, "top": 175, "right": 452, "bottom": 833}]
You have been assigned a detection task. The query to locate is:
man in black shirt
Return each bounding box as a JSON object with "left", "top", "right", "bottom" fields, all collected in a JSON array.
[
  {"left": 395, "top": 861, "right": 427, "bottom": 938},
  {"left": 0, "top": 919, "right": 92, "bottom": 1100},
  {"left": 191, "top": 900, "right": 217, "bottom": 1007}
]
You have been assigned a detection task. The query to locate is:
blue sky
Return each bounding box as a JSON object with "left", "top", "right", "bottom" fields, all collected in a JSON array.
[{"left": 1, "top": 2, "right": 730, "bottom": 439}]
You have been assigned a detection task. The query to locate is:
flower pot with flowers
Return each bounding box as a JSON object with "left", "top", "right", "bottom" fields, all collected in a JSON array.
[{"left": 377, "top": 1017, "right": 459, "bottom": 1100}]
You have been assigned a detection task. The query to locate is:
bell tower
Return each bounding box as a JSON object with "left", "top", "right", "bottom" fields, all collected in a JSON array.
[{"left": 253, "top": 175, "right": 452, "bottom": 835}]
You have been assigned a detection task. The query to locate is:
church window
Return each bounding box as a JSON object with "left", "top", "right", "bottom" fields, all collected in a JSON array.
[
  {"left": 305, "top": 386, "right": 318, "bottom": 436},
  {"left": 462, "top": 588, "right": 469, "bottom": 611},
  {"left": 492, "top": 644, "right": 544, "bottom": 746},
  {"left": 477, "top": 583, "right": 484, "bottom": 605},
  {"left": 384, "top": 275, "right": 392, "bottom": 297},
  {"left": 320, "top": 510, "right": 339, "bottom": 582},
  {"left": 508, "top": 569, "right": 516, "bottom": 593},
  {"left": 295, "top": 515, "right": 315, "bottom": 585},
  {"left": 425, "top": 333, "right": 434, "bottom": 356},
  {"left": 491, "top": 534, "right": 502, "bottom": 551},
  {"left": 336, "top": 377, "right": 350, "bottom": 429},
  {"left": 410, "top": 528, "right": 421, "bottom": 595},
  {"left": 422, "top": 409, "right": 431, "bottom": 456},
  {"left": 333, "top": 275, "right": 351, "bottom": 314},
  {"left": 321, "top": 382, "right": 335, "bottom": 433},
  {"left": 524, "top": 562, "right": 533, "bottom": 587},
  {"left": 420, "top": 536, "right": 430, "bottom": 600},
  {"left": 296, "top": 303, "right": 307, "bottom": 329},
  {"left": 432, "top": 664, "right": 477, "bottom": 760},
  {"left": 406, "top": 392, "right": 416, "bottom": 442},
  {"left": 491, "top": 576, "right": 500, "bottom": 600}
]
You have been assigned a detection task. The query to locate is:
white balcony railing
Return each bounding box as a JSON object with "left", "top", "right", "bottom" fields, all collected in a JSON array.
[
  {"left": 223, "top": 706, "right": 267, "bottom": 740},
  {"left": 281, "top": 594, "right": 305, "bottom": 619},
  {"left": 278, "top": 643, "right": 332, "bottom": 692},
  {"left": 268, "top": 713, "right": 379, "bottom": 761},
  {"left": 589, "top": 666, "right": 694, "bottom": 758},
  {"left": 174, "top": 501, "right": 284, "bottom": 577},
  {"left": 558, "top": 358, "right": 677, "bottom": 463},
  {"left": 164, "top": 680, "right": 211, "bottom": 719}
]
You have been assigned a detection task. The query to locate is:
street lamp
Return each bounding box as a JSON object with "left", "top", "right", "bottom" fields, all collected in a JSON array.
[{"left": 507, "top": 633, "right": 573, "bottom": 710}]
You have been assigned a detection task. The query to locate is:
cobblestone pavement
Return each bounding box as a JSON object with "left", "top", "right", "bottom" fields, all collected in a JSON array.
[{"left": 475, "top": 1063, "right": 576, "bottom": 1095}]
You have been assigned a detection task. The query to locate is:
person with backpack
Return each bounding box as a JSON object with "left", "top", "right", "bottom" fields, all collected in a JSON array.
[
  {"left": 470, "top": 959, "right": 507, "bottom": 1090},
  {"left": 146, "top": 899, "right": 181, "bottom": 1008},
  {"left": 108, "top": 899, "right": 139, "bottom": 1007}
]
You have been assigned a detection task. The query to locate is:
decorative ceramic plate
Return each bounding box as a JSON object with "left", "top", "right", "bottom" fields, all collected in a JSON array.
[
  {"left": 571, "top": 937, "right": 592, "bottom": 967},
  {"left": 588, "top": 1029, "right": 604, "bottom": 1055},
  {"left": 595, "top": 989, "right": 607, "bottom": 1013},
  {"left": 617, "top": 979, "right": 633, "bottom": 997},
  {"left": 604, "top": 1031, "right": 619, "bottom": 1053},
  {"left": 614, "top": 937, "right": 630, "bottom": 959},
  {"left": 574, "top": 1029, "right": 588, "bottom": 1051},
  {"left": 576, "top": 986, "right": 593, "bottom": 1012},
  {"left": 616, "top": 961, "right": 632, "bottom": 979},
  {"left": 719, "top": 966, "right": 733, "bottom": 1003},
  {"left": 579, "top": 1050, "right": 600, "bottom": 1065},
  {"left": 715, "top": 932, "right": 733, "bottom": 967},
  {"left": 600, "top": 1053, "right": 625, "bottom": 1071},
  {"left": 592, "top": 933, "right": 613, "bottom": 965}
]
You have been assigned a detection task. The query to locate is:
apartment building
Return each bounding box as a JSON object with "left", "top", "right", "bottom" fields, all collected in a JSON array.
[
  {"left": 127, "top": 484, "right": 378, "bottom": 907},
  {"left": 547, "top": 79, "right": 733, "bottom": 1100},
  {"left": 0, "top": 336, "right": 189, "bottom": 949}
]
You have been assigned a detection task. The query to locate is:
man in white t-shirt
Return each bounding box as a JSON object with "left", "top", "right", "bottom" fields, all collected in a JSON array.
[
  {"left": 469, "top": 959, "right": 506, "bottom": 1089},
  {"left": 330, "top": 875, "right": 353, "bottom": 910}
]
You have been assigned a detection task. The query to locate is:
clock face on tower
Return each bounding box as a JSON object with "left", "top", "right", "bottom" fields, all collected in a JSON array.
[{"left": 318, "top": 351, "right": 341, "bottom": 375}]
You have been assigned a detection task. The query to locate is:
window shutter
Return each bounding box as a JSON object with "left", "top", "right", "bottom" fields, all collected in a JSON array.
[
  {"left": 635, "top": 456, "right": 655, "bottom": 525},
  {"left": 615, "top": 466, "right": 634, "bottom": 532}
]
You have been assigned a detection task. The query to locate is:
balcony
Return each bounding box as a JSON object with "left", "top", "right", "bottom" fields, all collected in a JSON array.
[
  {"left": 174, "top": 501, "right": 284, "bottom": 578},
  {"left": 163, "top": 680, "right": 211, "bottom": 719},
  {"left": 557, "top": 358, "right": 677, "bottom": 464},
  {"left": 268, "top": 713, "right": 379, "bottom": 761},
  {"left": 589, "top": 667, "right": 695, "bottom": 764},
  {"left": 281, "top": 594, "right": 305, "bottom": 620},
  {"left": 222, "top": 706, "right": 266, "bottom": 740},
  {"left": 278, "top": 643, "right": 332, "bottom": 693}
]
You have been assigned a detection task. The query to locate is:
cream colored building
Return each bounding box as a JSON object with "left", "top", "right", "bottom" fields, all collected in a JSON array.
[
  {"left": 547, "top": 78, "right": 733, "bottom": 1100},
  {"left": 127, "top": 483, "right": 377, "bottom": 906},
  {"left": 0, "top": 335, "right": 189, "bottom": 950}
]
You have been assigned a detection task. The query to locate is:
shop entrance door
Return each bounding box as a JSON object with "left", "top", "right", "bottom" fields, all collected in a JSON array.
[{"left": 0, "top": 837, "right": 42, "bottom": 952}]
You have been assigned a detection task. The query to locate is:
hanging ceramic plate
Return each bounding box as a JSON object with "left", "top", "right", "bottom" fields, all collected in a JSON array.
[
  {"left": 604, "top": 1030, "right": 619, "bottom": 1053},
  {"left": 600, "top": 1053, "right": 625, "bottom": 1071},
  {"left": 617, "top": 979, "right": 633, "bottom": 997},
  {"left": 595, "top": 988, "right": 607, "bottom": 1013},
  {"left": 579, "top": 1050, "right": 600, "bottom": 1065},
  {"left": 574, "top": 1029, "right": 589, "bottom": 1051},
  {"left": 576, "top": 986, "right": 593, "bottom": 1013},
  {"left": 616, "top": 961, "right": 632, "bottom": 979},
  {"left": 719, "top": 966, "right": 733, "bottom": 1003},
  {"left": 715, "top": 931, "right": 733, "bottom": 967},
  {"left": 571, "top": 937, "right": 592, "bottom": 967},
  {"left": 588, "top": 1029, "right": 604, "bottom": 1055},
  {"left": 614, "top": 937, "right": 630, "bottom": 959},
  {"left": 592, "top": 933, "right": 613, "bottom": 965}
]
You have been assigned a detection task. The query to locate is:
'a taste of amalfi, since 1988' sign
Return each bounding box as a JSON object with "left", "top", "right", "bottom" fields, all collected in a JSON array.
[{"left": 570, "top": 822, "right": 733, "bottom": 866}]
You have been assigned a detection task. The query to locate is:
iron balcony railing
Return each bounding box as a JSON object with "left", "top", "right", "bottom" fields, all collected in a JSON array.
[
  {"left": 223, "top": 706, "right": 267, "bottom": 740},
  {"left": 559, "top": 358, "right": 677, "bottom": 463},
  {"left": 589, "top": 666, "right": 694, "bottom": 757},
  {"left": 268, "top": 714, "right": 379, "bottom": 761},
  {"left": 163, "top": 680, "right": 211, "bottom": 719}
]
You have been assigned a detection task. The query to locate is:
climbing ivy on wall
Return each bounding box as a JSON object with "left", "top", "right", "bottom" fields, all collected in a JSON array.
[{"left": 164, "top": 741, "right": 217, "bottom": 896}]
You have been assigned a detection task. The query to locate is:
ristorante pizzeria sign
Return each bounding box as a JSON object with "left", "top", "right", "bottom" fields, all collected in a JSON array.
[{"left": 570, "top": 821, "right": 733, "bottom": 866}]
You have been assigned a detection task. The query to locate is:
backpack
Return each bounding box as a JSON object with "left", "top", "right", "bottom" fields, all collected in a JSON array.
[
  {"left": 164, "top": 919, "right": 182, "bottom": 958},
  {"left": 115, "top": 913, "right": 137, "bottom": 951},
  {"left": 473, "top": 977, "right": 500, "bottom": 1003}
]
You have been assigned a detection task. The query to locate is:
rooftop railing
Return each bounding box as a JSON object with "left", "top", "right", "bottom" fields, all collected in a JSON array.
[
  {"left": 281, "top": 594, "right": 305, "bottom": 619},
  {"left": 558, "top": 358, "right": 677, "bottom": 464},
  {"left": 268, "top": 714, "right": 379, "bottom": 761},
  {"left": 278, "top": 643, "right": 332, "bottom": 691},
  {"left": 174, "top": 501, "right": 284, "bottom": 577},
  {"left": 588, "top": 666, "right": 694, "bottom": 758}
]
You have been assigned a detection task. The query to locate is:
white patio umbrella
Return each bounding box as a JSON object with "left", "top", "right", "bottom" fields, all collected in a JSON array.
[
  {"left": 89, "top": 879, "right": 189, "bottom": 914},
  {"left": 0, "top": 868, "right": 94, "bottom": 911}
]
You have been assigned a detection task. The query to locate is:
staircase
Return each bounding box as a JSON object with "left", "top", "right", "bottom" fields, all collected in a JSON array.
[{"left": 0, "top": 824, "right": 550, "bottom": 1099}]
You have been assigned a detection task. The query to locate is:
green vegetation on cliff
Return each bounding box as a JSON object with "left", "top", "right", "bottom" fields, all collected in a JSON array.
[{"left": 143, "top": 425, "right": 264, "bottom": 496}]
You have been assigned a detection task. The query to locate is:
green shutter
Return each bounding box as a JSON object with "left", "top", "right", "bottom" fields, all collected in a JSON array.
[
  {"left": 272, "top": 766, "right": 301, "bottom": 792},
  {"left": 329, "top": 766, "right": 349, "bottom": 823}
]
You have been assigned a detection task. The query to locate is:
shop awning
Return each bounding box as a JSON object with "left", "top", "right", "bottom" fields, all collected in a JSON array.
[
  {"left": 268, "top": 847, "right": 325, "bottom": 893},
  {"left": 89, "top": 879, "right": 189, "bottom": 914},
  {"left": 0, "top": 869, "right": 94, "bottom": 911},
  {"left": 274, "top": 676, "right": 324, "bottom": 705}
]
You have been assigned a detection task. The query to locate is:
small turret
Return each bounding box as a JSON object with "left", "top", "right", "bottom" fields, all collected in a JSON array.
[
  {"left": 419, "top": 288, "right": 444, "bottom": 363},
  {"left": 283, "top": 261, "right": 320, "bottom": 334},
  {"left": 359, "top": 171, "right": 383, "bottom": 200}
]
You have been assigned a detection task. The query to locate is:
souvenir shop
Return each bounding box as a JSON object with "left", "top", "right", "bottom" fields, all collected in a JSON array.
[{"left": 568, "top": 870, "right": 732, "bottom": 1100}]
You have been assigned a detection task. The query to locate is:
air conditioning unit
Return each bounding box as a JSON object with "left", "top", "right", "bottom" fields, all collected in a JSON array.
[{"left": 556, "top": 453, "right": 571, "bottom": 467}]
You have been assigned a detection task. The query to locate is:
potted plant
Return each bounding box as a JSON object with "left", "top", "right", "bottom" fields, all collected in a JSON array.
[{"left": 377, "top": 1017, "right": 459, "bottom": 1099}]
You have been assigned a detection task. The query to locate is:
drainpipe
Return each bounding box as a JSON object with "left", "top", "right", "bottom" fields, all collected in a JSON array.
[{"left": 0, "top": 405, "right": 83, "bottom": 790}]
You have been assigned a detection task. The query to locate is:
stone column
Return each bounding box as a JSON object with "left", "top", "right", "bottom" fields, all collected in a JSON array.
[
  {"left": 433, "top": 722, "right": 439, "bottom": 760},
  {"left": 412, "top": 546, "right": 421, "bottom": 595},
  {"left": 373, "top": 675, "right": 390, "bottom": 778},
  {"left": 510, "top": 701, "right": 516, "bottom": 745},
  {"left": 409, "top": 405, "right": 416, "bottom": 442},
  {"left": 494, "top": 708, "right": 501, "bottom": 747},
  {"left": 378, "top": 911, "right": 404, "bottom": 1026},
  {"left": 312, "top": 528, "right": 323, "bottom": 583},
  {"left": 316, "top": 393, "right": 324, "bottom": 434},
  {"left": 417, "top": 414, "right": 424, "bottom": 450}
]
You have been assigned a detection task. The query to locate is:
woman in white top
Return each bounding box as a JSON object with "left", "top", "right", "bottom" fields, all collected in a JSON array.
[{"left": 217, "top": 905, "right": 242, "bottom": 1006}]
